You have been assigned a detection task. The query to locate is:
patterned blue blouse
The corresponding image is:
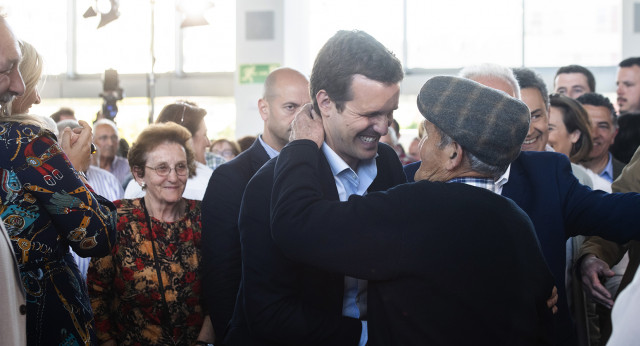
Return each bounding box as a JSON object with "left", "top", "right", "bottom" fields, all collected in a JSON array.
[{"left": 0, "top": 121, "right": 117, "bottom": 346}]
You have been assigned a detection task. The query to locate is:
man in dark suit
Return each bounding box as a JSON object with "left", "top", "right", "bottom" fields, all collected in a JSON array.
[
  {"left": 270, "top": 76, "right": 557, "bottom": 345},
  {"left": 200, "top": 67, "right": 310, "bottom": 341},
  {"left": 404, "top": 67, "right": 640, "bottom": 346},
  {"left": 226, "top": 30, "right": 405, "bottom": 345}
]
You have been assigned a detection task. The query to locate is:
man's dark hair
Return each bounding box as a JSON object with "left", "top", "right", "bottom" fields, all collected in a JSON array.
[
  {"left": 576, "top": 92, "right": 617, "bottom": 127},
  {"left": 50, "top": 107, "right": 75, "bottom": 123},
  {"left": 512, "top": 67, "right": 549, "bottom": 110},
  {"left": 310, "top": 30, "right": 404, "bottom": 115},
  {"left": 555, "top": 65, "right": 596, "bottom": 92},
  {"left": 610, "top": 113, "right": 640, "bottom": 164},
  {"left": 619, "top": 57, "right": 640, "bottom": 68},
  {"left": 391, "top": 119, "right": 400, "bottom": 136}
]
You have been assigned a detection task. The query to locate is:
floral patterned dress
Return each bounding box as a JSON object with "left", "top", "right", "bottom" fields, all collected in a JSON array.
[
  {"left": 0, "top": 121, "right": 118, "bottom": 346},
  {"left": 88, "top": 198, "right": 205, "bottom": 345}
]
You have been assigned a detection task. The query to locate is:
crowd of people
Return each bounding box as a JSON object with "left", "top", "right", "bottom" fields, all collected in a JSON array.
[{"left": 4, "top": 5, "right": 640, "bottom": 346}]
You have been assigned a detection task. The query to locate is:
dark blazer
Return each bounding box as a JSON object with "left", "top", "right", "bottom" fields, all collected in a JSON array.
[
  {"left": 225, "top": 142, "right": 406, "bottom": 345},
  {"left": 201, "top": 139, "right": 270, "bottom": 340},
  {"left": 405, "top": 151, "right": 640, "bottom": 346},
  {"left": 270, "top": 141, "right": 556, "bottom": 346},
  {"left": 612, "top": 155, "right": 625, "bottom": 181}
]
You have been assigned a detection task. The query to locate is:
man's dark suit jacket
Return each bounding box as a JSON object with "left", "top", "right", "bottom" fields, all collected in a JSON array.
[
  {"left": 224, "top": 142, "right": 406, "bottom": 345},
  {"left": 269, "top": 140, "right": 556, "bottom": 346},
  {"left": 613, "top": 155, "right": 625, "bottom": 181},
  {"left": 405, "top": 151, "right": 640, "bottom": 346},
  {"left": 201, "top": 139, "right": 270, "bottom": 340}
]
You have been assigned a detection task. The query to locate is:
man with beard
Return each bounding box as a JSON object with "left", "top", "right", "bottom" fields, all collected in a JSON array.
[{"left": 616, "top": 57, "right": 640, "bottom": 115}]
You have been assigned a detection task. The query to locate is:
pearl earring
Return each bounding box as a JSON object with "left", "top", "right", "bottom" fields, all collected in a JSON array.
[{"left": 141, "top": 182, "right": 147, "bottom": 189}]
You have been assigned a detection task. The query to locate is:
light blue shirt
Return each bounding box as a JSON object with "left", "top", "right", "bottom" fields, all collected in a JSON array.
[
  {"left": 258, "top": 134, "right": 279, "bottom": 159},
  {"left": 599, "top": 153, "right": 615, "bottom": 183},
  {"left": 321, "top": 143, "right": 377, "bottom": 346}
]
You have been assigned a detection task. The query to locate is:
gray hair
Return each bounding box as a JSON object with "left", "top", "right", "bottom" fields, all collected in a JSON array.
[
  {"left": 56, "top": 118, "right": 80, "bottom": 135},
  {"left": 512, "top": 67, "right": 550, "bottom": 111},
  {"left": 458, "top": 63, "right": 521, "bottom": 99},
  {"left": 433, "top": 125, "right": 508, "bottom": 179},
  {"left": 93, "top": 118, "right": 119, "bottom": 136}
]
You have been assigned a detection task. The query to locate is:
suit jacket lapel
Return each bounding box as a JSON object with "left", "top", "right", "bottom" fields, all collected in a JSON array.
[
  {"left": 502, "top": 156, "right": 531, "bottom": 212},
  {"left": 318, "top": 151, "right": 340, "bottom": 201},
  {"left": 248, "top": 139, "right": 271, "bottom": 174}
]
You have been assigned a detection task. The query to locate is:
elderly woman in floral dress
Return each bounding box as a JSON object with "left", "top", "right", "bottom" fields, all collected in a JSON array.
[{"left": 88, "top": 122, "right": 214, "bottom": 345}]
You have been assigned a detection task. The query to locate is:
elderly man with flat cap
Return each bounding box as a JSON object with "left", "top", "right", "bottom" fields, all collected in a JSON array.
[{"left": 269, "top": 76, "right": 556, "bottom": 345}]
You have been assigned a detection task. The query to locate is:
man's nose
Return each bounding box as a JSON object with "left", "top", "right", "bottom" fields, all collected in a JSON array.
[
  {"left": 371, "top": 114, "right": 390, "bottom": 134},
  {"left": 10, "top": 68, "right": 25, "bottom": 97},
  {"left": 34, "top": 89, "right": 41, "bottom": 104}
]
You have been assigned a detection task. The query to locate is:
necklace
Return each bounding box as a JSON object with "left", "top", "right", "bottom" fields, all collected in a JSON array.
[{"left": 139, "top": 198, "right": 179, "bottom": 345}]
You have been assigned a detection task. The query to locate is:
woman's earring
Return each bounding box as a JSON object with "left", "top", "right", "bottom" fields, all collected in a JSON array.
[{"left": 141, "top": 182, "right": 147, "bottom": 189}]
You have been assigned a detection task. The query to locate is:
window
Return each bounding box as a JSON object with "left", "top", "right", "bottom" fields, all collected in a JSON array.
[
  {"left": 182, "top": 0, "right": 236, "bottom": 73},
  {"left": 308, "top": 0, "right": 405, "bottom": 66},
  {"left": 76, "top": 0, "right": 175, "bottom": 74},
  {"left": 2, "top": 2, "right": 67, "bottom": 74},
  {"left": 406, "top": 0, "right": 523, "bottom": 69},
  {"left": 523, "top": 0, "right": 621, "bottom": 67}
]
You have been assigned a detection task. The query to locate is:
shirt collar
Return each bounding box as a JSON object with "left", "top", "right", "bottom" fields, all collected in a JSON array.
[
  {"left": 599, "top": 152, "right": 615, "bottom": 183},
  {"left": 494, "top": 165, "right": 511, "bottom": 195},
  {"left": 258, "top": 134, "right": 280, "bottom": 159},
  {"left": 321, "top": 142, "right": 378, "bottom": 197},
  {"left": 447, "top": 176, "right": 497, "bottom": 193}
]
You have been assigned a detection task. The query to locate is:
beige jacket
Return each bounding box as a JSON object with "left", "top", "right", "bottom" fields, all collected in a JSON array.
[{"left": 0, "top": 219, "right": 26, "bottom": 345}]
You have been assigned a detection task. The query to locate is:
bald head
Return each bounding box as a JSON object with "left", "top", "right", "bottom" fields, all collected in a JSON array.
[
  {"left": 263, "top": 67, "right": 309, "bottom": 101},
  {"left": 0, "top": 14, "right": 25, "bottom": 107},
  {"left": 258, "top": 67, "right": 310, "bottom": 151}
]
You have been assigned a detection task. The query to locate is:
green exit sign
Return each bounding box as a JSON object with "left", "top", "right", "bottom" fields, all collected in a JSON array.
[{"left": 239, "top": 63, "right": 280, "bottom": 84}]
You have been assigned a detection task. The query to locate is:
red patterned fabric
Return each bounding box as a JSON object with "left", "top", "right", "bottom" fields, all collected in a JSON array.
[{"left": 88, "top": 198, "right": 205, "bottom": 345}]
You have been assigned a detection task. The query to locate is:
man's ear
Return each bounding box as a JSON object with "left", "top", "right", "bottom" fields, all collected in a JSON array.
[
  {"left": 316, "top": 90, "right": 332, "bottom": 117},
  {"left": 258, "top": 98, "right": 269, "bottom": 121},
  {"left": 569, "top": 129, "right": 581, "bottom": 144},
  {"left": 444, "top": 141, "right": 464, "bottom": 171}
]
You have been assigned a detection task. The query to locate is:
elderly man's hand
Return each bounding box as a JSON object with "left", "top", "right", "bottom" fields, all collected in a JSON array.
[
  {"left": 580, "top": 254, "right": 615, "bottom": 308},
  {"left": 546, "top": 286, "right": 558, "bottom": 314},
  {"left": 289, "top": 103, "right": 324, "bottom": 148}
]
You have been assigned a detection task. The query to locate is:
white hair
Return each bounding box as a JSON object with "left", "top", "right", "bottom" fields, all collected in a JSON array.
[
  {"left": 458, "top": 63, "right": 521, "bottom": 99},
  {"left": 92, "top": 118, "right": 119, "bottom": 136}
]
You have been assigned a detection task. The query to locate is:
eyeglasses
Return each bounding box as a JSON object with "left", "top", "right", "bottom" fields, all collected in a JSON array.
[
  {"left": 145, "top": 163, "right": 189, "bottom": 176},
  {"left": 212, "top": 149, "right": 235, "bottom": 158}
]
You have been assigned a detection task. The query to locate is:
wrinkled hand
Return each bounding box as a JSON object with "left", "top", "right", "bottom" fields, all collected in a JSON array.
[
  {"left": 580, "top": 254, "right": 615, "bottom": 308},
  {"left": 289, "top": 103, "right": 324, "bottom": 148},
  {"left": 546, "top": 286, "right": 558, "bottom": 314},
  {"left": 60, "top": 120, "right": 93, "bottom": 173}
]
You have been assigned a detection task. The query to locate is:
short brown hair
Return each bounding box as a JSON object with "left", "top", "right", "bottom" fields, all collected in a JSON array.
[
  {"left": 128, "top": 122, "right": 196, "bottom": 178},
  {"left": 210, "top": 138, "right": 240, "bottom": 157},
  {"left": 155, "top": 101, "right": 207, "bottom": 136}
]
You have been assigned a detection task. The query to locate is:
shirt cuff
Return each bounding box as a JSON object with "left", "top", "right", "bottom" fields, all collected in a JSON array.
[{"left": 359, "top": 320, "right": 368, "bottom": 346}]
